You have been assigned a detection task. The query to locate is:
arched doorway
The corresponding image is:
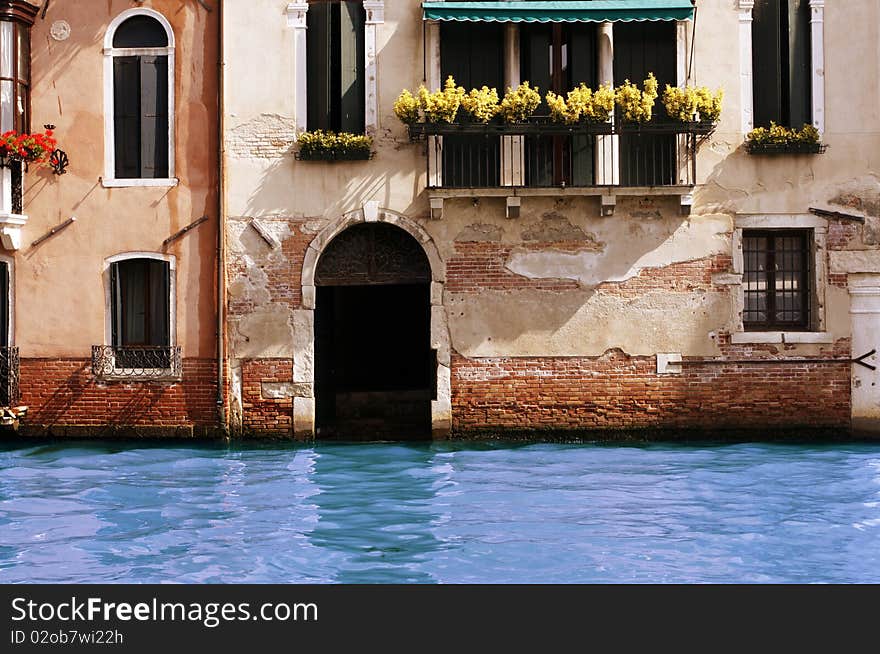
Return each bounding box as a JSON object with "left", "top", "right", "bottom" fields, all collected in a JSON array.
[{"left": 314, "top": 222, "right": 434, "bottom": 439}]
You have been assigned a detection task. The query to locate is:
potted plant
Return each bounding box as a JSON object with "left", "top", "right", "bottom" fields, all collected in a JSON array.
[
  {"left": 460, "top": 86, "right": 500, "bottom": 124},
  {"left": 499, "top": 82, "right": 541, "bottom": 124},
  {"left": 0, "top": 127, "right": 58, "bottom": 169},
  {"left": 545, "top": 83, "right": 615, "bottom": 128},
  {"left": 662, "top": 84, "right": 723, "bottom": 132},
  {"left": 615, "top": 73, "right": 659, "bottom": 127}
]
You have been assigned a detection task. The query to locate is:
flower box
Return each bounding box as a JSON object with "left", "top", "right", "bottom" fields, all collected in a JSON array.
[{"left": 745, "top": 141, "right": 827, "bottom": 155}]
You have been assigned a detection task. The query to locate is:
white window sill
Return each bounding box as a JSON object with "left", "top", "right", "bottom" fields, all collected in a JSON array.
[
  {"left": 101, "top": 177, "right": 179, "bottom": 188},
  {"left": 731, "top": 331, "right": 833, "bottom": 345},
  {"left": 0, "top": 212, "right": 28, "bottom": 250}
]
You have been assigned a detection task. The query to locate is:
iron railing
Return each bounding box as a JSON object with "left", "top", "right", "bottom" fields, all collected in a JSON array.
[
  {"left": 10, "top": 161, "right": 22, "bottom": 214},
  {"left": 0, "top": 346, "right": 20, "bottom": 406},
  {"left": 409, "top": 121, "right": 713, "bottom": 190},
  {"left": 92, "top": 345, "right": 182, "bottom": 380}
]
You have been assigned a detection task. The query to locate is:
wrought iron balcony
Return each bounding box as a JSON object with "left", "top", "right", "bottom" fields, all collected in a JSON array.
[
  {"left": 92, "top": 345, "right": 182, "bottom": 381},
  {"left": 0, "top": 346, "right": 20, "bottom": 407},
  {"left": 409, "top": 120, "right": 712, "bottom": 191}
]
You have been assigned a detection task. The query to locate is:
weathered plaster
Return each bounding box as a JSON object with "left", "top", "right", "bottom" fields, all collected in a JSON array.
[
  {"left": 505, "top": 214, "right": 731, "bottom": 287},
  {"left": 447, "top": 289, "right": 732, "bottom": 358}
]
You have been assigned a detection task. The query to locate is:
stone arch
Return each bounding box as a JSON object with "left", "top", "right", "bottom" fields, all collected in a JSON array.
[{"left": 294, "top": 206, "right": 451, "bottom": 439}]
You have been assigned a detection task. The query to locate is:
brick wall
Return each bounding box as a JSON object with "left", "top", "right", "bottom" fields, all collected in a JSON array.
[
  {"left": 17, "top": 359, "right": 220, "bottom": 437},
  {"left": 240, "top": 358, "right": 294, "bottom": 436},
  {"left": 451, "top": 341, "right": 852, "bottom": 435}
]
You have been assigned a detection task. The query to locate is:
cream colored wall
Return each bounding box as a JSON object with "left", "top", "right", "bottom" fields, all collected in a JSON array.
[
  {"left": 223, "top": 0, "right": 880, "bottom": 363},
  {"left": 14, "top": 0, "right": 218, "bottom": 358}
]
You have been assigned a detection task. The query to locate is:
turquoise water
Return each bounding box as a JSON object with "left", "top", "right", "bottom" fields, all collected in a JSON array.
[{"left": 1, "top": 440, "right": 879, "bottom": 583}]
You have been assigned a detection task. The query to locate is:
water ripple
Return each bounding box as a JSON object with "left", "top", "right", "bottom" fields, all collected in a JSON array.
[{"left": 1, "top": 441, "right": 879, "bottom": 583}]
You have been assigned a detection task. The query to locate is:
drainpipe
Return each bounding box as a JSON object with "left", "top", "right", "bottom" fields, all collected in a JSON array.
[{"left": 216, "top": 0, "right": 228, "bottom": 436}]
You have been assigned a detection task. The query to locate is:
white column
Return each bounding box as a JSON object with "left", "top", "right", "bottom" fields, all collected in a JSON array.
[
  {"left": 595, "top": 22, "right": 618, "bottom": 186},
  {"left": 425, "top": 20, "right": 443, "bottom": 188},
  {"left": 809, "top": 0, "right": 825, "bottom": 134},
  {"left": 287, "top": 3, "right": 309, "bottom": 133},
  {"left": 738, "top": 0, "right": 755, "bottom": 134},
  {"left": 676, "top": 20, "right": 688, "bottom": 87},
  {"left": 675, "top": 20, "right": 690, "bottom": 186},
  {"left": 501, "top": 23, "right": 523, "bottom": 187},
  {"left": 849, "top": 275, "right": 880, "bottom": 436},
  {"left": 363, "top": 2, "right": 384, "bottom": 135},
  {"left": 0, "top": 21, "right": 14, "bottom": 216}
]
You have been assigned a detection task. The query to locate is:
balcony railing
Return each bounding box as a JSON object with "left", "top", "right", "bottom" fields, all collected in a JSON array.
[
  {"left": 0, "top": 346, "right": 20, "bottom": 406},
  {"left": 409, "top": 120, "right": 713, "bottom": 190},
  {"left": 92, "top": 346, "right": 182, "bottom": 381}
]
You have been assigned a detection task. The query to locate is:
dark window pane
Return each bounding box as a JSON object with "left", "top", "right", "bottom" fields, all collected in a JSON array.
[
  {"left": 114, "top": 55, "right": 169, "bottom": 179},
  {"left": 613, "top": 21, "right": 676, "bottom": 186},
  {"left": 140, "top": 56, "right": 169, "bottom": 178},
  {"left": 0, "top": 262, "right": 7, "bottom": 346},
  {"left": 752, "top": 0, "right": 811, "bottom": 127},
  {"left": 307, "top": 1, "right": 365, "bottom": 133},
  {"left": 743, "top": 230, "right": 810, "bottom": 330},
  {"left": 114, "top": 56, "right": 141, "bottom": 178},
  {"left": 113, "top": 16, "right": 169, "bottom": 48},
  {"left": 113, "top": 259, "right": 171, "bottom": 348}
]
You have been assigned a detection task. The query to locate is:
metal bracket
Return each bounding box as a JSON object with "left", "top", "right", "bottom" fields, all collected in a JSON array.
[{"left": 853, "top": 349, "right": 877, "bottom": 372}]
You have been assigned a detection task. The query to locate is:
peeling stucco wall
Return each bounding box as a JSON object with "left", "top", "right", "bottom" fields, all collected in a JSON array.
[{"left": 222, "top": 1, "right": 880, "bottom": 431}]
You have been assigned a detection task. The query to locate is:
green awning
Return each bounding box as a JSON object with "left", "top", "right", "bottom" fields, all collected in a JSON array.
[{"left": 422, "top": 1, "right": 695, "bottom": 23}]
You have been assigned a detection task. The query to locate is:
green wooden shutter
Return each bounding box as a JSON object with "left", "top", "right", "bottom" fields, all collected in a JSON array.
[
  {"left": 110, "top": 262, "right": 120, "bottom": 347},
  {"left": 114, "top": 56, "right": 142, "bottom": 178},
  {"left": 139, "top": 55, "right": 169, "bottom": 179},
  {"left": 307, "top": 2, "right": 333, "bottom": 131},
  {"left": 147, "top": 260, "right": 170, "bottom": 347},
  {"left": 339, "top": 1, "right": 365, "bottom": 133},
  {"left": 788, "top": 0, "right": 811, "bottom": 127},
  {"left": 752, "top": 0, "right": 783, "bottom": 127}
]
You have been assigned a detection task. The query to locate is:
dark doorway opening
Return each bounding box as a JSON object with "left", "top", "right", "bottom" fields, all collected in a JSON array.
[{"left": 314, "top": 223, "right": 433, "bottom": 440}]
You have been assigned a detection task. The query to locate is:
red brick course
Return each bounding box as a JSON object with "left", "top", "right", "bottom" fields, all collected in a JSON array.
[
  {"left": 451, "top": 341, "right": 851, "bottom": 434},
  {"left": 17, "top": 358, "right": 220, "bottom": 436},
  {"left": 240, "top": 358, "right": 294, "bottom": 436}
]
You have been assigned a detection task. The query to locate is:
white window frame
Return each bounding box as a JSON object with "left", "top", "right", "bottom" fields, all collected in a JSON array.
[
  {"left": 738, "top": 0, "right": 825, "bottom": 135},
  {"left": 286, "top": 1, "right": 384, "bottom": 135},
  {"left": 731, "top": 214, "right": 831, "bottom": 344},
  {"left": 102, "top": 8, "right": 178, "bottom": 188},
  {"left": 102, "top": 252, "right": 178, "bottom": 377}
]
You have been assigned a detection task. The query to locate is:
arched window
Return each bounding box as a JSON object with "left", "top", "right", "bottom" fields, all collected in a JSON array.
[
  {"left": 109, "top": 256, "right": 172, "bottom": 350},
  {"left": 103, "top": 9, "right": 175, "bottom": 186}
]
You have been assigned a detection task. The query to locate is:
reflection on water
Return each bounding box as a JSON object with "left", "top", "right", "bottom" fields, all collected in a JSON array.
[{"left": 1, "top": 440, "right": 880, "bottom": 583}]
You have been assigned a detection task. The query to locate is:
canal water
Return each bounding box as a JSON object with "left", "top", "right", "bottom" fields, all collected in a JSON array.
[{"left": 1, "top": 440, "right": 879, "bottom": 583}]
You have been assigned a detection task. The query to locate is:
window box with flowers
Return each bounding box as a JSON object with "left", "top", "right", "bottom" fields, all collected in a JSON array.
[
  {"left": 745, "top": 123, "right": 826, "bottom": 155},
  {"left": 294, "top": 130, "right": 374, "bottom": 162},
  {"left": 0, "top": 127, "right": 64, "bottom": 250},
  {"left": 394, "top": 74, "right": 724, "bottom": 191}
]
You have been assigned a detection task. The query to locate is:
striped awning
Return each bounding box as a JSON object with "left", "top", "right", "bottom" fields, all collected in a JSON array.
[{"left": 422, "top": 1, "right": 696, "bottom": 23}]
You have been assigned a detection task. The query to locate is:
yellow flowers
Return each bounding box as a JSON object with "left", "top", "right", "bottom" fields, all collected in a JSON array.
[
  {"left": 545, "top": 83, "right": 615, "bottom": 124},
  {"left": 418, "top": 76, "right": 465, "bottom": 123},
  {"left": 297, "top": 130, "right": 373, "bottom": 160},
  {"left": 615, "top": 73, "right": 659, "bottom": 123},
  {"left": 662, "top": 85, "right": 724, "bottom": 122},
  {"left": 461, "top": 86, "right": 501, "bottom": 123},
  {"left": 747, "top": 122, "right": 820, "bottom": 146},
  {"left": 393, "top": 72, "right": 725, "bottom": 129},
  {"left": 392, "top": 89, "right": 420, "bottom": 125},
  {"left": 499, "top": 82, "right": 542, "bottom": 123}
]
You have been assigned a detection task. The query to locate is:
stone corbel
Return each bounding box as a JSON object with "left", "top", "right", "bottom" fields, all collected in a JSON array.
[
  {"left": 363, "top": 1, "right": 385, "bottom": 24},
  {"left": 286, "top": 2, "right": 308, "bottom": 29},
  {"left": 0, "top": 214, "right": 27, "bottom": 251}
]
